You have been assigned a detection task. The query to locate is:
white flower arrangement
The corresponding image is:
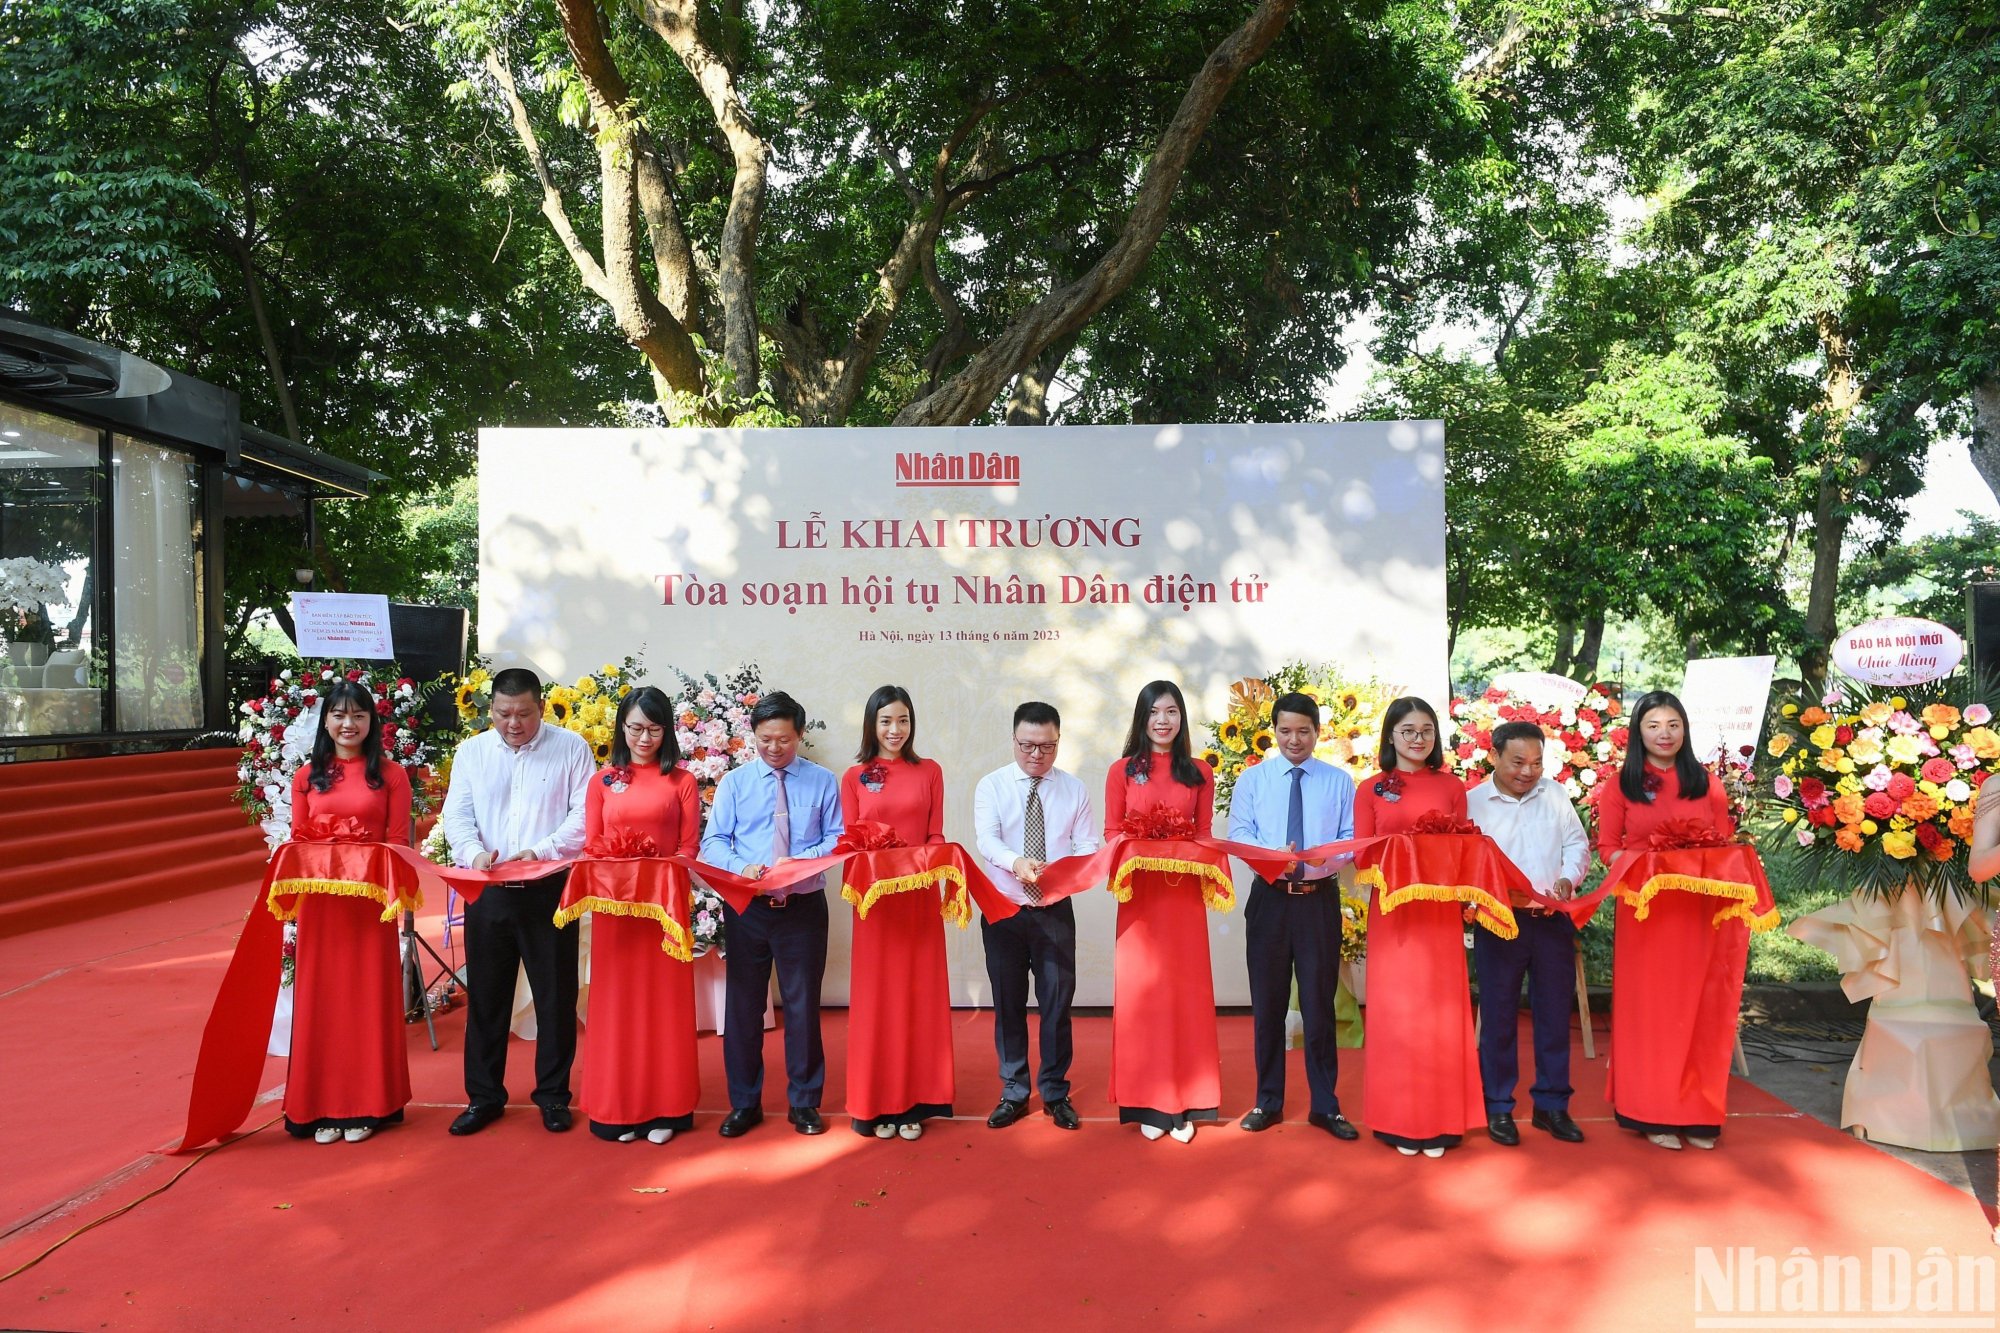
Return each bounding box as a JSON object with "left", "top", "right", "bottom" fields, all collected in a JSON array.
[{"left": 0, "top": 556, "right": 67, "bottom": 617}]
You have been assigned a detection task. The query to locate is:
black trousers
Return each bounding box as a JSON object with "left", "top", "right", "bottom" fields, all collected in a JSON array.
[
  {"left": 1244, "top": 877, "right": 1343, "bottom": 1116},
  {"left": 463, "top": 874, "right": 577, "bottom": 1110},
  {"left": 722, "top": 890, "right": 829, "bottom": 1109},
  {"left": 980, "top": 899, "right": 1077, "bottom": 1103},
  {"left": 1474, "top": 910, "right": 1578, "bottom": 1114}
]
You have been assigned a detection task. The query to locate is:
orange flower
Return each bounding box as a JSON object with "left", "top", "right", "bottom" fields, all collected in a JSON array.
[
  {"left": 1931, "top": 836, "right": 1958, "bottom": 862},
  {"left": 1900, "top": 792, "right": 1940, "bottom": 822},
  {"left": 1834, "top": 827, "right": 1865, "bottom": 852},
  {"left": 1832, "top": 794, "right": 1866, "bottom": 825},
  {"left": 1950, "top": 807, "right": 1977, "bottom": 840},
  {"left": 1921, "top": 703, "right": 1962, "bottom": 729},
  {"left": 680, "top": 711, "right": 698, "bottom": 727},
  {"left": 1798, "top": 706, "right": 1830, "bottom": 726}
]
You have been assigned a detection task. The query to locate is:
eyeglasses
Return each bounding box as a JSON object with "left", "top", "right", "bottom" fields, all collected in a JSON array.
[
  {"left": 623, "top": 723, "right": 665, "bottom": 738},
  {"left": 1015, "top": 741, "right": 1058, "bottom": 756},
  {"left": 1393, "top": 728, "right": 1436, "bottom": 742}
]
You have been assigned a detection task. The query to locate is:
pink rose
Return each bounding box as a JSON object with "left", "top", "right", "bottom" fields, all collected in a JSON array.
[
  {"left": 1921, "top": 757, "right": 1955, "bottom": 784},
  {"left": 1966, "top": 704, "right": 1993, "bottom": 727}
]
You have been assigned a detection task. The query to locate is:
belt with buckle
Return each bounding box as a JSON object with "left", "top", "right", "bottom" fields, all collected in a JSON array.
[
  {"left": 761, "top": 892, "right": 789, "bottom": 909},
  {"left": 1283, "top": 878, "right": 1319, "bottom": 895}
]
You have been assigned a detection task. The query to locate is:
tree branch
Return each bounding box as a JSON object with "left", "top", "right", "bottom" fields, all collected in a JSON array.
[
  {"left": 483, "top": 50, "right": 612, "bottom": 303},
  {"left": 893, "top": 0, "right": 1299, "bottom": 426},
  {"left": 637, "top": 0, "right": 769, "bottom": 397}
]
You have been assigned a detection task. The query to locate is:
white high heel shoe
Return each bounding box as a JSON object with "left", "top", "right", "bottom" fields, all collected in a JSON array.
[
  {"left": 874, "top": 1122, "right": 897, "bottom": 1140},
  {"left": 1647, "top": 1132, "right": 1684, "bottom": 1150},
  {"left": 313, "top": 1127, "right": 341, "bottom": 1145},
  {"left": 342, "top": 1126, "right": 373, "bottom": 1144},
  {"left": 1169, "top": 1123, "right": 1195, "bottom": 1143},
  {"left": 1140, "top": 1124, "right": 1166, "bottom": 1141},
  {"left": 897, "top": 1122, "right": 923, "bottom": 1141},
  {"left": 1395, "top": 1146, "right": 1418, "bottom": 1156},
  {"left": 647, "top": 1127, "right": 675, "bottom": 1144},
  {"left": 1684, "top": 1135, "right": 1717, "bottom": 1150},
  {"left": 618, "top": 1131, "right": 638, "bottom": 1142},
  {"left": 1420, "top": 1146, "right": 1444, "bottom": 1159}
]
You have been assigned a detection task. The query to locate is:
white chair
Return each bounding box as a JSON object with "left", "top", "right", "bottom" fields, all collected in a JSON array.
[{"left": 42, "top": 650, "right": 88, "bottom": 688}]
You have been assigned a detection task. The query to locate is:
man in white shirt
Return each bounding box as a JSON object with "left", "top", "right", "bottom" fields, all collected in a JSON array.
[
  {"left": 439, "top": 668, "right": 594, "bottom": 1136},
  {"left": 1465, "top": 719, "right": 1591, "bottom": 1146},
  {"left": 972, "top": 701, "right": 1100, "bottom": 1131}
]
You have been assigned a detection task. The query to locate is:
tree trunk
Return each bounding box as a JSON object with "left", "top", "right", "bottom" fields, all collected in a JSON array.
[
  {"left": 1549, "top": 616, "right": 1576, "bottom": 677},
  {"left": 892, "top": 0, "right": 1298, "bottom": 426},
  {"left": 236, "top": 239, "right": 302, "bottom": 442},
  {"left": 1803, "top": 313, "right": 1869, "bottom": 648},
  {"left": 1573, "top": 611, "right": 1606, "bottom": 681},
  {"left": 1004, "top": 336, "right": 1074, "bottom": 425},
  {"left": 1972, "top": 373, "right": 2000, "bottom": 509}
]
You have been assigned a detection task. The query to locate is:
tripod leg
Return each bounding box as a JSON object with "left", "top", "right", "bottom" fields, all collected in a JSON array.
[{"left": 402, "top": 911, "right": 440, "bottom": 1052}]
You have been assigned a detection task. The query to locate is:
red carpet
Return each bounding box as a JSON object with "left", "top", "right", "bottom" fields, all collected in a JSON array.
[
  {"left": 0, "top": 885, "right": 1992, "bottom": 1331},
  {"left": 0, "top": 749, "right": 266, "bottom": 938}
]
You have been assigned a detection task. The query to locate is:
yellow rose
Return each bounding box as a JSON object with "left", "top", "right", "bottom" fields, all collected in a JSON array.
[
  {"left": 575, "top": 676, "right": 594, "bottom": 693},
  {"left": 1859, "top": 701, "right": 1893, "bottom": 726},
  {"left": 1817, "top": 751, "right": 1844, "bottom": 773},
  {"left": 1781, "top": 703, "right": 1799, "bottom": 717},
  {"left": 1809, "top": 724, "right": 1836, "bottom": 748},
  {"left": 1845, "top": 735, "right": 1884, "bottom": 765},
  {"left": 1767, "top": 734, "right": 1794, "bottom": 757},
  {"left": 1885, "top": 734, "right": 1924, "bottom": 766},
  {"left": 602, "top": 663, "right": 619, "bottom": 676},
  {"left": 1881, "top": 830, "right": 1917, "bottom": 859},
  {"left": 1967, "top": 727, "right": 2000, "bottom": 760}
]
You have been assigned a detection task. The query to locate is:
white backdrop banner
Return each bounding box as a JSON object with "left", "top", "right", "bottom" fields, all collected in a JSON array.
[{"left": 480, "top": 422, "right": 1447, "bottom": 1004}]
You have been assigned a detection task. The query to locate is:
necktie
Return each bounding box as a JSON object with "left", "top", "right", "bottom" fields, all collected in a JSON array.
[
  {"left": 1023, "top": 776, "right": 1046, "bottom": 905},
  {"left": 771, "top": 767, "right": 791, "bottom": 864},
  {"left": 1286, "top": 767, "right": 1306, "bottom": 883}
]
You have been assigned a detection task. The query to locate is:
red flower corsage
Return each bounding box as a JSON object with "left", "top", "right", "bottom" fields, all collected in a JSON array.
[
  {"left": 1409, "top": 811, "right": 1478, "bottom": 835},
  {"left": 859, "top": 762, "right": 890, "bottom": 793},
  {"left": 1122, "top": 807, "right": 1196, "bottom": 839},
  {"left": 1640, "top": 768, "right": 1666, "bottom": 802},
  {"left": 601, "top": 765, "right": 634, "bottom": 793},
  {"left": 586, "top": 828, "right": 659, "bottom": 858},
  {"left": 1374, "top": 771, "right": 1407, "bottom": 802},
  {"left": 1647, "top": 818, "right": 1729, "bottom": 850}
]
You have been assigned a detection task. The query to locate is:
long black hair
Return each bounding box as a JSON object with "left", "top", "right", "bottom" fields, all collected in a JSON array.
[
  {"left": 308, "top": 678, "right": 386, "bottom": 792},
  {"left": 1121, "top": 679, "right": 1203, "bottom": 787},
  {"left": 611, "top": 686, "right": 682, "bottom": 772},
  {"left": 1377, "top": 696, "right": 1446, "bottom": 772},
  {"left": 1619, "top": 689, "right": 1710, "bottom": 801},
  {"left": 856, "top": 684, "right": 922, "bottom": 763}
]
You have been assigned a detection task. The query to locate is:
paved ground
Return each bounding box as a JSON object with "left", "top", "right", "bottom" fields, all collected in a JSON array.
[{"left": 1736, "top": 984, "right": 2000, "bottom": 1214}]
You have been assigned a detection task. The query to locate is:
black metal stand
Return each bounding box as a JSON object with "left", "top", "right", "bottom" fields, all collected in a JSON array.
[{"left": 400, "top": 908, "right": 461, "bottom": 1051}]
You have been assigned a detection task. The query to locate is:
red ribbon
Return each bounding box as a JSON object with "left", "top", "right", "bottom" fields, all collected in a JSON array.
[{"left": 1563, "top": 843, "right": 1776, "bottom": 928}]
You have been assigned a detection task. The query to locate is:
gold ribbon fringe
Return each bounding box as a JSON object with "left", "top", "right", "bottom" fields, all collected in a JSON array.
[
  {"left": 552, "top": 897, "right": 694, "bottom": 961},
  {"left": 1109, "top": 857, "right": 1237, "bottom": 913},
  {"left": 1356, "top": 866, "right": 1518, "bottom": 941},
  {"left": 267, "top": 878, "right": 422, "bottom": 924},
  {"left": 1621, "top": 872, "right": 1781, "bottom": 933}
]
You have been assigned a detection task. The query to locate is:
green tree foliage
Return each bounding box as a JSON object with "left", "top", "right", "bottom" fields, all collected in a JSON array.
[{"left": 0, "top": 0, "right": 637, "bottom": 648}]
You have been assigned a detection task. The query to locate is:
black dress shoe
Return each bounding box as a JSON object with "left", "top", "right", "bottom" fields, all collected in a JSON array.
[
  {"left": 1239, "top": 1107, "right": 1281, "bottom": 1133},
  {"left": 1532, "top": 1109, "right": 1585, "bottom": 1142},
  {"left": 719, "top": 1106, "right": 764, "bottom": 1138},
  {"left": 540, "top": 1105, "right": 573, "bottom": 1133},
  {"left": 1307, "top": 1111, "right": 1360, "bottom": 1141},
  {"left": 1486, "top": 1113, "right": 1520, "bottom": 1146},
  {"left": 448, "top": 1104, "right": 503, "bottom": 1136},
  {"left": 986, "top": 1098, "right": 1028, "bottom": 1129},
  {"left": 788, "top": 1106, "right": 826, "bottom": 1135},
  {"left": 1044, "top": 1098, "right": 1081, "bottom": 1131}
]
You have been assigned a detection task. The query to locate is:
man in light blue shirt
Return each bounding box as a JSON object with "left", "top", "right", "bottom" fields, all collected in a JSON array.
[
  {"left": 1226, "top": 691, "right": 1359, "bottom": 1140},
  {"left": 699, "top": 691, "right": 844, "bottom": 1138}
]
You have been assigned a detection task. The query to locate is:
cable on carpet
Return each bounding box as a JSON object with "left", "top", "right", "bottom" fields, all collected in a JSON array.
[{"left": 0, "top": 1114, "right": 283, "bottom": 1284}]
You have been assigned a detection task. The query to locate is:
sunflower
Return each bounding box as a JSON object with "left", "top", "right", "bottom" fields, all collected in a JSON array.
[
  {"left": 1221, "top": 720, "right": 1243, "bottom": 743},
  {"left": 1200, "top": 749, "right": 1223, "bottom": 769},
  {"left": 546, "top": 698, "right": 572, "bottom": 724},
  {"left": 1252, "top": 729, "right": 1275, "bottom": 753}
]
